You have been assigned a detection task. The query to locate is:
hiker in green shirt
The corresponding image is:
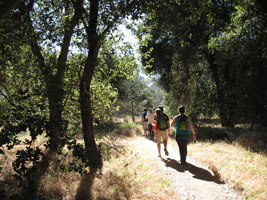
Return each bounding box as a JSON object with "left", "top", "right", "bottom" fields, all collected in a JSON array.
[{"left": 155, "top": 106, "right": 170, "bottom": 157}]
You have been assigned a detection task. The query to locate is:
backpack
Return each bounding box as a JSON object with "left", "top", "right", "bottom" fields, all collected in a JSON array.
[
  {"left": 157, "top": 113, "right": 169, "bottom": 130},
  {"left": 142, "top": 112, "right": 148, "bottom": 122},
  {"left": 175, "top": 114, "right": 190, "bottom": 134},
  {"left": 178, "top": 115, "right": 187, "bottom": 131}
]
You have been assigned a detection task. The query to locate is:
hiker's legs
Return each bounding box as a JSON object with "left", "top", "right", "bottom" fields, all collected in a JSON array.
[
  {"left": 162, "top": 130, "right": 169, "bottom": 156},
  {"left": 175, "top": 135, "right": 189, "bottom": 164},
  {"left": 163, "top": 140, "right": 167, "bottom": 149},
  {"left": 148, "top": 123, "right": 153, "bottom": 138},
  {"left": 156, "top": 130, "right": 165, "bottom": 156},
  {"left": 175, "top": 136, "right": 185, "bottom": 162},
  {"left": 142, "top": 122, "right": 145, "bottom": 134},
  {"left": 143, "top": 122, "right": 148, "bottom": 135},
  {"left": 157, "top": 142, "right": 161, "bottom": 156}
]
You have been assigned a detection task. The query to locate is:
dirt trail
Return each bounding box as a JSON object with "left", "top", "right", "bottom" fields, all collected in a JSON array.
[{"left": 122, "top": 136, "right": 244, "bottom": 200}]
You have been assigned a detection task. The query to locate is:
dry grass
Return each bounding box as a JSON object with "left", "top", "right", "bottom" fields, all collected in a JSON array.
[
  {"left": 91, "top": 126, "right": 179, "bottom": 200},
  {"left": 0, "top": 126, "right": 179, "bottom": 200},
  {"left": 92, "top": 140, "right": 179, "bottom": 200},
  {"left": 3, "top": 124, "right": 266, "bottom": 199},
  {"left": 188, "top": 138, "right": 267, "bottom": 200}
]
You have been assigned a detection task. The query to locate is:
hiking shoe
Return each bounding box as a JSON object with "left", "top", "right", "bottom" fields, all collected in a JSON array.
[
  {"left": 164, "top": 149, "right": 169, "bottom": 156},
  {"left": 180, "top": 160, "right": 187, "bottom": 165},
  {"left": 181, "top": 161, "right": 187, "bottom": 166}
]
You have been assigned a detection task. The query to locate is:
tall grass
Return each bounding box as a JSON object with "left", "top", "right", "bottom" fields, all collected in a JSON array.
[
  {"left": 91, "top": 139, "right": 179, "bottom": 200},
  {"left": 0, "top": 126, "right": 178, "bottom": 200},
  {"left": 188, "top": 135, "right": 267, "bottom": 200}
]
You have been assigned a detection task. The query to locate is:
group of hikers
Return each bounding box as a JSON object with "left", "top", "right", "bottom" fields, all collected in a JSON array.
[{"left": 141, "top": 105, "right": 197, "bottom": 165}]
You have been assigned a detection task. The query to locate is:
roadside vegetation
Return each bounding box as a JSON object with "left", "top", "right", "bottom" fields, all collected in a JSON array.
[
  {"left": 1, "top": 123, "right": 266, "bottom": 199},
  {"left": 187, "top": 130, "right": 267, "bottom": 200},
  {"left": 0, "top": 124, "right": 179, "bottom": 200}
]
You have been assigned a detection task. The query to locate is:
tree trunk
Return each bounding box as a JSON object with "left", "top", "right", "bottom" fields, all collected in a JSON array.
[
  {"left": 46, "top": 77, "right": 65, "bottom": 151},
  {"left": 131, "top": 100, "right": 135, "bottom": 122},
  {"left": 24, "top": 0, "right": 83, "bottom": 151},
  {"left": 78, "top": 0, "right": 103, "bottom": 169},
  {"left": 80, "top": 35, "right": 102, "bottom": 169},
  {"left": 206, "top": 52, "right": 235, "bottom": 128},
  {"left": 80, "top": 76, "right": 102, "bottom": 168},
  {"left": 79, "top": 0, "right": 140, "bottom": 168}
]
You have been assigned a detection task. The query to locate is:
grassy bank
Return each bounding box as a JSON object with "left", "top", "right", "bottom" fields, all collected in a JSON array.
[{"left": 188, "top": 138, "right": 267, "bottom": 200}]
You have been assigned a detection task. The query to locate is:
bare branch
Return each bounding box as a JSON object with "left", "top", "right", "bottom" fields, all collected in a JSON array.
[{"left": 57, "top": 0, "right": 84, "bottom": 79}]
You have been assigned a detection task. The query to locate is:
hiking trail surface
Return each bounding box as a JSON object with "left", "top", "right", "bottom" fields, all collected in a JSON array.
[{"left": 121, "top": 135, "right": 244, "bottom": 200}]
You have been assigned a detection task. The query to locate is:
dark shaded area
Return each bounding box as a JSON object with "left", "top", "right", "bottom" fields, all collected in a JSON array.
[
  {"left": 0, "top": 150, "right": 57, "bottom": 200},
  {"left": 94, "top": 122, "right": 118, "bottom": 136},
  {"left": 195, "top": 127, "right": 267, "bottom": 154},
  {"left": 195, "top": 127, "right": 232, "bottom": 141},
  {"left": 161, "top": 158, "right": 224, "bottom": 184},
  {"left": 0, "top": 0, "right": 24, "bottom": 19},
  {"left": 75, "top": 170, "right": 96, "bottom": 200}
]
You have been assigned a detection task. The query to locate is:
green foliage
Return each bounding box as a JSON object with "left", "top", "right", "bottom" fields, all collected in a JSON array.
[
  {"left": 115, "top": 74, "right": 154, "bottom": 119},
  {"left": 0, "top": 93, "right": 48, "bottom": 189},
  {"left": 63, "top": 35, "right": 139, "bottom": 132},
  {"left": 139, "top": 0, "right": 267, "bottom": 127}
]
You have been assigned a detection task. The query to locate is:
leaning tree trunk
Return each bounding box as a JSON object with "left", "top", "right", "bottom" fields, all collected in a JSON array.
[
  {"left": 80, "top": 38, "right": 102, "bottom": 169},
  {"left": 78, "top": 0, "right": 103, "bottom": 170},
  {"left": 79, "top": 0, "right": 139, "bottom": 169},
  {"left": 80, "top": 77, "right": 102, "bottom": 168}
]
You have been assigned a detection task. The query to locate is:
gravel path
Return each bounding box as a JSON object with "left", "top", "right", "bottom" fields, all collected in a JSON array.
[{"left": 123, "top": 136, "right": 244, "bottom": 200}]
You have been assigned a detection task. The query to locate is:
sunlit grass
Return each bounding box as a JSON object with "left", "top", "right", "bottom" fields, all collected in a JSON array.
[
  {"left": 2, "top": 124, "right": 266, "bottom": 199},
  {"left": 92, "top": 140, "right": 179, "bottom": 200},
  {"left": 188, "top": 141, "right": 267, "bottom": 200},
  {"left": 0, "top": 127, "right": 178, "bottom": 200}
]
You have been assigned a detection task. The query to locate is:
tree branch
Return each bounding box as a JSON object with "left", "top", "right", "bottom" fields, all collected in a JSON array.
[
  {"left": 57, "top": 0, "right": 84, "bottom": 79},
  {"left": 25, "top": 12, "right": 50, "bottom": 80}
]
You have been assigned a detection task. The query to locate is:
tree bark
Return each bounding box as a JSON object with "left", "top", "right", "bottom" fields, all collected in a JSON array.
[
  {"left": 79, "top": 0, "right": 140, "bottom": 169},
  {"left": 206, "top": 52, "right": 235, "bottom": 128},
  {"left": 46, "top": 77, "right": 65, "bottom": 151},
  {"left": 80, "top": 41, "right": 102, "bottom": 168},
  {"left": 131, "top": 100, "right": 135, "bottom": 122},
  {"left": 79, "top": 0, "right": 102, "bottom": 169}
]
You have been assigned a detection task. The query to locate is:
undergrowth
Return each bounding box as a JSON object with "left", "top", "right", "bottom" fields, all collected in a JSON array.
[
  {"left": 1, "top": 123, "right": 266, "bottom": 200},
  {"left": 0, "top": 124, "right": 178, "bottom": 200},
  {"left": 188, "top": 131, "right": 267, "bottom": 200}
]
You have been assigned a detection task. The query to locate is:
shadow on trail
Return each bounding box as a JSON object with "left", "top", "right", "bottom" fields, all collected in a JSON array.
[{"left": 161, "top": 158, "right": 224, "bottom": 184}]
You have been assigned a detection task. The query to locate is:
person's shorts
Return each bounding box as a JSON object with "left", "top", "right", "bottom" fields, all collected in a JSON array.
[
  {"left": 155, "top": 129, "right": 168, "bottom": 143},
  {"left": 142, "top": 121, "right": 148, "bottom": 130}
]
